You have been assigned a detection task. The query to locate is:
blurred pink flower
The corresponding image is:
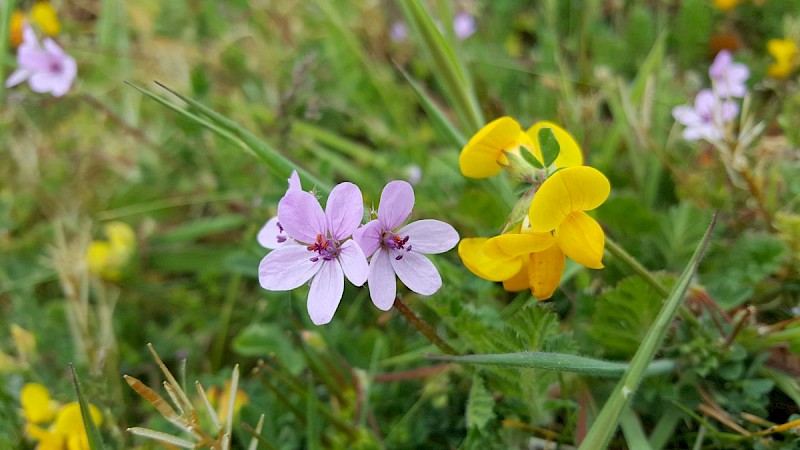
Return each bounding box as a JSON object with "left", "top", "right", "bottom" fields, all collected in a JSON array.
[
  {"left": 259, "top": 183, "right": 368, "bottom": 325},
  {"left": 6, "top": 25, "right": 76, "bottom": 97},
  {"left": 453, "top": 12, "right": 476, "bottom": 40},
  {"left": 257, "top": 171, "right": 302, "bottom": 249},
  {"left": 390, "top": 21, "right": 408, "bottom": 42},
  {"left": 354, "top": 181, "right": 459, "bottom": 310},
  {"left": 672, "top": 89, "right": 738, "bottom": 141},
  {"left": 708, "top": 50, "right": 749, "bottom": 98}
]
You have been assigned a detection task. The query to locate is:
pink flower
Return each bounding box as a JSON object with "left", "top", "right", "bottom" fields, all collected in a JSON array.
[
  {"left": 259, "top": 182, "right": 368, "bottom": 325},
  {"left": 708, "top": 50, "right": 749, "bottom": 99},
  {"left": 354, "top": 181, "right": 459, "bottom": 310},
  {"left": 672, "top": 89, "right": 738, "bottom": 141},
  {"left": 390, "top": 21, "right": 408, "bottom": 42},
  {"left": 453, "top": 12, "right": 476, "bottom": 40},
  {"left": 6, "top": 25, "right": 76, "bottom": 97},
  {"left": 257, "top": 171, "right": 302, "bottom": 249}
]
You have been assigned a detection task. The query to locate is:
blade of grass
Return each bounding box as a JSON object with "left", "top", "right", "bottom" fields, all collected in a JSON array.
[
  {"left": 620, "top": 407, "right": 653, "bottom": 450},
  {"left": 0, "top": 0, "right": 15, "bottom": 103},
  {"left": 128, "top": 82, "right": 330, "bottom": 194},
  {"left": 427, "top": 352, "right": 675, "bottom": 378},
  {"left": 69, "top": 365, "right": 106, "bottom": 450},
  {"left": 578, "top": 214, "right": 717, "bottom": 450},
  {"left": 396, "top": 65, "right": 466, "bottom": 148},
  {"left": 398, "top": 0, "right": 483, "bottom": 132}
]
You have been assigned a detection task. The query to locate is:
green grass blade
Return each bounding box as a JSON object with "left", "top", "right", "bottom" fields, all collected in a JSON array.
[
  {"left": 578, "top": 214, "right": 717, "bottom": 450},
  {"left": 0, "top": 0, "right": 15, "bottom": 103},
  {"left": 427, "top": 352, "right": 676, "bottom": 378},
  {"left": 69, "top": 364, "right": 106, "bottom": 450},
  {"left": 396, "top": 65, "right": 466, "bottom": 148},
  {"left": 128, "top": 82, "right": 330, "bottom": 193},
  {"left": 398, "top": 0, "right": 483, "bottom": 132},
  {"left": 620, "top": 407, "right": 653, "bottom": 450}
]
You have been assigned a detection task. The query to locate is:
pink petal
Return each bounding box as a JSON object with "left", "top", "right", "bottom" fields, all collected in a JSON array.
[
  {"left": 326, "top": 182, "right": 363, "bottom": 240},
  {"left": 398, "top": 219, "right": 459, "bottom": 254},
  {"left": 672, "top": 105, "right": 701, "bottom": 127},
  {"left": 6, "top": 69, "right": 31, "bottom": 88},
  {"left": 278, "top": 190, "right": 327, "bottom": 244},
  {"left": 389, "top": 251, "right": 442, "bottom": 296},
  {"left": 259, "top": 244, "right": 321, "bottom": 290},
  {"left": 43, "top": 38, "right": 65, "bottom": 59},
  {"left": 709, "top": 50, "right": 731, "bottom": 80},
  {"left": 367, "top": 249, "right": 396, "bottom": 310},
  {"left": 378, "top": 180, "right": 414, "bottom": 230},
  {"left": 338, "top": 240, "right": 368, "bottom": 286},
  {"left": 353, "top": 219, "right": 382, "bottom": 257},
  {"left": 288, "top": 170, "right": 302, "bottom": 191},
  {"left": 21, "top": 25, "right": 38, "bottom": 48},
  {"left": 257, "top": 217, "right": 288, "bottom": 249},
  {"left": 307, "top": 260, "right": 344, "bottom": 325}
]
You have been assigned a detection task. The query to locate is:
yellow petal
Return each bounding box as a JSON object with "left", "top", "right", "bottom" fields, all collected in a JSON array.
[
  {"left": 493, "top": 232, "right": 555, "bottom": 256},
  {"left": 556, "top": 211, "right": 605, "bottom": 269},
  {"left": 30, "top": 2, "right": 61, "bottom": 36},
  {"left": 528, "top": 166, "right": 610, "bottom": 233},
  {"left": 767, "top": 39, "right": 798, "bottom": 79},
  {"left": 525, "top": 121, "right": 583, "bottom": 168},
  {"left": 21, "top": 383, "right": 55, "bottom": 423},
  {"left": 502, "top": 260, "right": 529, "bottom": 292},
  {"left": 528, "top": 245, "right": 565, "bottom": 300},
  {"left": 105, "top": 221, "right": 136, "bottom": 254},
  {"left": 54, "top": 402, "right": 102, "bottom": 436},
  {"left": 26, "top": 423, "right": 63, "bottom": 449},
  {"left": 459, "top": 117, "right": 522, "bottom": 178},
  {"left": 458, "top": 237, "right": 522, "bottom": 281}
]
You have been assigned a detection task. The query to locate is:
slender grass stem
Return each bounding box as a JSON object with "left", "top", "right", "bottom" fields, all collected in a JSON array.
[{"left": 393, "top": 297, "right": 458, "bottom": 355}]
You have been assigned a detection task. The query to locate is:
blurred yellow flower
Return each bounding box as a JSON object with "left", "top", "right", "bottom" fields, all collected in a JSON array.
[
  {"left": 86, "top": 222, "right": 136, "bottom": 280},
  {"left": 459, "top": 166, "right": 609, "bottom": 299},
  {"left": 207, "top": 380, "right": 249, "bottom": 425},
  {"left": 458, "top": 117, "right": 582, "bottom": 178},
  {"left": 767, "top": 38, "right": 798, "bottom": 79},
  {"left": 712, "top": 0, "right": 742, "bottom": 11},
  {"left": 21, "top": 385, "right": 102, "bottom": 450},
  {"left": 21, "top": 383, "right": 57, "bottom": 424},
  {"left": 30, "top": 2, "right": 61, "bottom": 36}
]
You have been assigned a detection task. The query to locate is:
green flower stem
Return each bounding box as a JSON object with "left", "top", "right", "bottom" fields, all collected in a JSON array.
[
  {"left": 394, "top": 297, "right": 458, "bottom": 355},
  {"left": 0, "top": 0, "right": 15, "bottom": 104}
]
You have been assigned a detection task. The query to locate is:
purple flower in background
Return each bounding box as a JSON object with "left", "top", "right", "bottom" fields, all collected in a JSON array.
[
  {"left": 708, "top": 50, "right": 749, "bottom": 98},
  {"left": 354, "top": 181, "right": 459, "bottom": 310},
  {"left": 258, "top": 171, "right": 302, "bottom": 249},
  {"left": 259, "top": 183, "right": 368, "bottom": 325},
  {"left": 453, "top": 12, "right": 477, "bottom": 40},
  {"left": 391, "top": 21, "right": 408, "bottom": 42},
  {"left": 6, "top": 25, "right": 76, "bottom": 97},
  {"left": 672, "top": 89, "right": 739, "bottom": 141}
]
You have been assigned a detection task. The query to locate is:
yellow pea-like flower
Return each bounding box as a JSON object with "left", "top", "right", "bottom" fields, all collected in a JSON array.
[
  {"left": 21, "top": 383, "right": 57, "bottom": 424},
  {"left": 767, "top": 38, "right": 798, "bottom": 79},
  {"left": 712, "top": 0, "right": 741, "bottom": 11},
  {"left": 30, "top": 2, "right": 61, "bottom": 36},
  {"left": 86, "top": 222, "right": 136, "bottom": 281}
]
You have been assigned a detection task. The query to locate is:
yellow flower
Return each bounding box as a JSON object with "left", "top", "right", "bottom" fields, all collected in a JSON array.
[
  {"left": 207, "top": 381, "right": 249, "bottom": 425},
  {"left": 459, "top": 166, "right": 610, "bottom": 299},
  {"left": 767, "top": 38, "right": 798, "bottom": 79},
  {"left": 21, "top": 383, "right": 57, "bottom": 424},
  {"left": 458, "top": 117, "right": 582, "bottom": 178},
  {"left": 30, "top": 2, "right": 61, "bottom": 36},
  {"left": 86, "top": 222, "right": 136, "bottom": 280},
  {"left": 712, "top": 0, "right": 742, "bottom": 11}
]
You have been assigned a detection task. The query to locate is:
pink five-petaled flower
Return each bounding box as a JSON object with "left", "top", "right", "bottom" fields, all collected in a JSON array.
[
  {"left": 258, "top": 183, "right": 368, "bottom": 325},
  {"left": 257, "top": 171, "right": 302, "bottom": 249},
  {"left": 6, "top": 25, "right": 76, "bottom": 97},
  {"left": 672, "top": 89, "right": 738, "bottom": 142},
  {"left": 354, "top": 180, "right": 459, "bottom": 310},
  {"left": 708, "top": 50, "right": 749, "bottom": 99}
]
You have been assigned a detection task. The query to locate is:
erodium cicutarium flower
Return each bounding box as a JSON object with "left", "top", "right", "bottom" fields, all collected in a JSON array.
[
  {"left": 257, "top": 171, "right": 301, "bottom": 249},
  {"left": 6, "top": 25, "right": 76, "bottom": 97},
  {"left": 354, "top": 180, "right": 459, "bottom": 310},
  {"left": 258, "top": 183, "right": 368, "bottom": 325}
]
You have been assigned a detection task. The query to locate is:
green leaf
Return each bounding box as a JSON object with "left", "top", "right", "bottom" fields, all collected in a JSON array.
[
  {"left": 397, "top": 66, "right": 466, "bottom": 148},
  {"left": 152, "top": 215, "right": 247, "bottom": 244},
  {"left": 537, "top": 127, "right": 561, "bottom": 168},
  {"left": 578, "top": 215, "right": 717, "bottom": 450},
  {"left": 428, "top": 352, "right": 676, "bottom": 378},
  {"left": 232, "top": 324, "right": 304, "bottom": 375},
  {"left": 466, "top": 374, "right": 495, "bottom": 430},
  {"left": 69, "top": 365, "right": 106, "bottom": 450},
  {"left": 520, "top": 148, "right": 544, "bottom": 169}
]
